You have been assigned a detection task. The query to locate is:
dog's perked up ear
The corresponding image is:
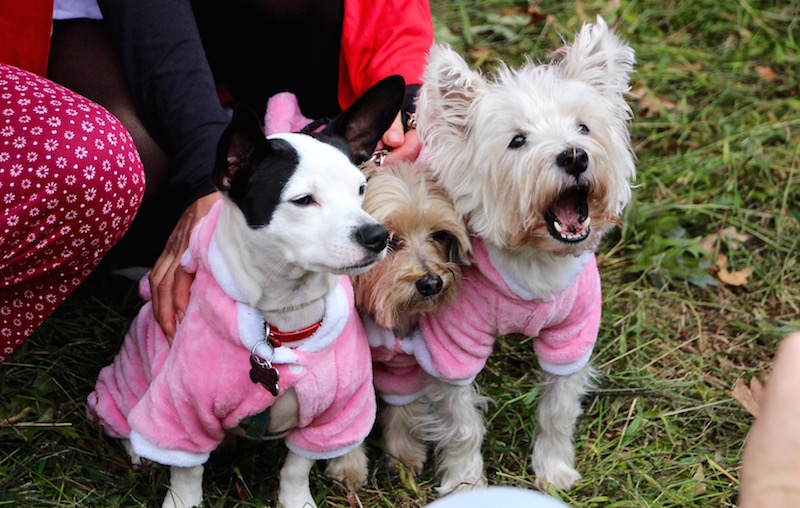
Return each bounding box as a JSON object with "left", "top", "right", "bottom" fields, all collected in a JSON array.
[
  {"left": 213, "top": 104, "right": 269, "bottom": 194},
  {"left": 554, "top": 16, "right": 635, "bottom": 102},
  {"left": 416, "top": 44, "right": 486, "bottom": 145},
  {"left": 317, "top": 75, "right": 406, "bottom": 165}
]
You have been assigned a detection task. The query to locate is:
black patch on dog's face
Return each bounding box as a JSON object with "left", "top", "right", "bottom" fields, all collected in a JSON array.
[
  {"left": 228, "top": 138, "right": 299, "bottom": 228},
  {"left": 213, "top": 105, "right": 300, "bottom": 228}
]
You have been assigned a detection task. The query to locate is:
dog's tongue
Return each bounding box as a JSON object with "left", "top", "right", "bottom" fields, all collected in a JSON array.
[{"left": 551, "top": 191, "right": 582, "bottom": 227}]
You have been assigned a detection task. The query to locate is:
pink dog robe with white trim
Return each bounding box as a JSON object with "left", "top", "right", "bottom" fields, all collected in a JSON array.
[
  {"left": 87, "top": 201, "right": 376, "bottom": 466},
  {"left": 380, "top": 237, "right": 601, "bottom": 395}
]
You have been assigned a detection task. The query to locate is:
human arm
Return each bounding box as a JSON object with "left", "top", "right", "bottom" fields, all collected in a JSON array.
[{"left": 148, "top": 192, "right": 220, "bottom": 339}]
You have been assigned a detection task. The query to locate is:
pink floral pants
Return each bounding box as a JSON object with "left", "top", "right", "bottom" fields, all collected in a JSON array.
[{"left": 0, "top": 63, "right": 145, "bottom": 362}]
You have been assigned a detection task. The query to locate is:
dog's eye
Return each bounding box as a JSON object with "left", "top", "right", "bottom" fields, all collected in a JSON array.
[
  {"left": 578, "top": 124, "right": 590, "bottom": 135},
  {"left": 291, "top": 195, "right": 313, "bottom": 206},
  {"left": 508, "top": 135, "right": 527, "bottom": 149},
  {"left": 358, "top": 183, "right": 366, "bottom": 196},
  {"left": 431, "top": 231, "right": 450, "bottom": 244}
]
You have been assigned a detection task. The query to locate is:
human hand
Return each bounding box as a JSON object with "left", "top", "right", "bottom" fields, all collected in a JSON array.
[
  {"left": 149, "top": 192, "right": 221, "bottom": 342},
  {"left": 379, "top": 112, "right": 421, "bottom": 164},
  {"left": 739, "top": 332, "right": 800, "bottom": 507}
]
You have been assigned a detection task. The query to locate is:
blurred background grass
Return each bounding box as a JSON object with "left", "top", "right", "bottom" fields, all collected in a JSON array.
[{"left": 2, "top": 1, "right": 798, "bottom": 506}]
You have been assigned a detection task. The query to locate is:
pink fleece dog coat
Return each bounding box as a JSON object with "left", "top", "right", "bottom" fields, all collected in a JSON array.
[
  {"left": 371, "top": 237, "right": 601, "bottom": 402},
  {"left": 88, "top": 201, "right": 376, "bottom": 466}
]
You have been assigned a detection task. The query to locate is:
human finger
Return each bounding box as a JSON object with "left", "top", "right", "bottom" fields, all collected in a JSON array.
[
  {"left": 380, "top": 113, "right": 405, "bottom": 149},
  {"left": 384, "top": 129, "right": 421, "bottom": 163},
  {"left": 173, "top": 265, "right": 194, "bottom": 325}
]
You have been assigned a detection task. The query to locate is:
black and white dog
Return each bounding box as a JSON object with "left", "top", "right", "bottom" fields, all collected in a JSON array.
[{"left": 88, "top": 76, "right": 405, "bottom": 508}]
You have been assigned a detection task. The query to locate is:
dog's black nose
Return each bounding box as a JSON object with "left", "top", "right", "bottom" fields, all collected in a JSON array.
[
  {"left": 355, "top": 224, "right": 389, "bottom": 253},
  {"left": 556, "top": 147, "right": 589, "bottom": 176},
  {"left": 415, "top": 275, "right": 443, "bottom": 296}
]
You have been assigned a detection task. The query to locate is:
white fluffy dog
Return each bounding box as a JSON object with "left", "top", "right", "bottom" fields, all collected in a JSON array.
[{"left": 399, "top": 17, "right": 636, "bottom": 490}]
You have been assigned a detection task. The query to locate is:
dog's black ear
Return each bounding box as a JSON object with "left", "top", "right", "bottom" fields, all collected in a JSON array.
[
  {"left": 213, "top": 104, "right": 266, "bottom": 193},
  {"left": 320, "top": 75, "right": 406, "bottom": 165}
]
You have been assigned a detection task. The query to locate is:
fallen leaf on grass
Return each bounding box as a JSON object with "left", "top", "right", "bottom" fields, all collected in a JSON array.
[
  {"left": 755, "top": 65, "right": 777, "bottom": 81},
  {"left": 699, "top": 226, "right": 753, "bottom": 255},
  {"left": 499, "top": 5, "right": 547, "bottom": 25},
  {"left": 731, "top": 376, "right": 765, "bottom": 418},
  {"left": 693, "top": 463, "right": 707, "bottom": 497},
  {"left": 468, "top": 46, "right": 492, "bottom": 66},
  {"left": 680, "top": 62, "right": 704, "bottom": 72},
  {"left": 716, "top": 254, "right": 754, "bottom": 286},
  {"left": 631, "top": 86, "right": 676, "bottom": 118}
]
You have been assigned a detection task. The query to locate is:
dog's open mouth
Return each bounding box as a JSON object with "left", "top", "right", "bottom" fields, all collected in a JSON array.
[{"left": 545, "top": 187, "right": 591, "bottom": 243}]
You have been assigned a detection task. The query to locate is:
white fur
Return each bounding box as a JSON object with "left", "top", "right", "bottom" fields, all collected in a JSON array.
[
  {"left": 412, "top": 17, "right": 635, "bottom": 490},
  {"left": 531, "top": 366, "right": 597, "bottom": 489},
  {"left": 278, "top": 452, "right": 316, "bottom": 508},
  {"left": 418, "top": 17, "right": 635, "bottom": 255},
  {"left": 215, "top": 133, "right": 384, "bottom": 331},
  {"left": 162, "top": 466, "right": 204, "bottom": 508}
]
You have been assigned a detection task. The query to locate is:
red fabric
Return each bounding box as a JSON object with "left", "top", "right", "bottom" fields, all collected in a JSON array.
[
  {"left": 0, "top": 63, "right": 145, "bottom": 362},
  {"left": 0, "top": 0, "right": 55, "bottom": 76},
  {"left": 338, "top": 0, "right": 433, "bottom": 109}
]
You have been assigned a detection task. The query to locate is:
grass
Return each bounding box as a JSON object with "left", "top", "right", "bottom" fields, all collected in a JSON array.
[{"left": 2, "top": 0, "right": 799, "bottom": 506}]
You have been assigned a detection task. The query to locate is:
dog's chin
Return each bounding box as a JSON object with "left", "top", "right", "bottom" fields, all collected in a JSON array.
[
  {"left": 328, "top": 252, "right": 387, "bottom": 276},
  {"left": 510, "top": 220, "right": 604, "bottom": 256}
]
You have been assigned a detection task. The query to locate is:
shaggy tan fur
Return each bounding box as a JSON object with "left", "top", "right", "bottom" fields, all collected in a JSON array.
[{"left": 353, "top": 161, "right": 472, "bottom": 337}]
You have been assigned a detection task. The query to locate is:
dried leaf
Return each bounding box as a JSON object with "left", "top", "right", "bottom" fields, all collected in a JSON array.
[
  {"left": 632, "top": 86, "right": 676, "bottom": 118},
  {"left": 468, "top": 46, "right": 492, "bottom": 67},
  {"left": 714, "top": 254, "right": 754, "bottom": 286},
  {"left": 756, "top": 65, "right": 777, "bottom": 81},
  {"left": 527, "top": 5, "right": 546, "bottom": 25},
  {"left": 731, "top": 377, "right": 764, "bottom": 418},
  {"left": 699, "top": 227, "right": 753, "bottom": 254},
  {"left": 693, "top": 463, "right": 707, "bottom": 497},
  {"left": 681, "top": 62, "right": 704, "bottom": 72},
  {"left": 718, "top": 265, "right": 753, "bottom": 286}
]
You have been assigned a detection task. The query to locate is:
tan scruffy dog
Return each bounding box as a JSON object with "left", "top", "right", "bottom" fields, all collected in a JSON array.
[
  {"left": 350, "top": 162, "right": 487, "bottom": 492},
  {"left": 354, "top": 161, "right": 471, "bottom": 337}
]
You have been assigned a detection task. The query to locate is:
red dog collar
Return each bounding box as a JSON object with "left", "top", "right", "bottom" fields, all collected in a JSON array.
[{"left": 265, "top": 321, "right": 322, "bottom": 348}]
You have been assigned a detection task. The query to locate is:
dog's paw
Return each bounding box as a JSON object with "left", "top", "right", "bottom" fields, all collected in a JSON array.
[
  {"left": 278, "top": 490, "right": 317, "bottom": 508},
  {"left": 436, "top": 473, "right": 486, "bottom": 496},
  {"left": 162, "top": 492, "right": 202, "bottom": 508},
  {"left": 383, "top": 421, "right": 427, "bottom": 474},
  {"left": 531, "top": 457, "right": 582, "bottom": 490},
  {"left": 386, "top": 439, "right": 427, "bottom": 475},
  {"left": 324, "top": 447, "right": 368, "bottom": 492}
]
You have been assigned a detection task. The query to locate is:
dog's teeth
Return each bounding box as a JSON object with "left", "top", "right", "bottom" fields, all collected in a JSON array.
[
  {"left": 582, "top": 216, "right": 591, "bottom": 227},
  {"left": 553, "top": 220, "right": 563, "bottom": 233}
]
